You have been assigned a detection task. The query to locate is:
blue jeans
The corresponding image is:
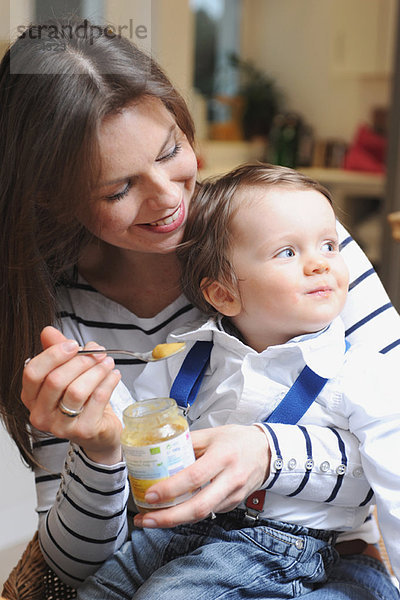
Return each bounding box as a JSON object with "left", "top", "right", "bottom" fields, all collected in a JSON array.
[
  {"left": 76, "top": 513, "right": 399, "bottom": 600},
  {"left": 303, "top": 554, "right": 399, "bottom": 599}
]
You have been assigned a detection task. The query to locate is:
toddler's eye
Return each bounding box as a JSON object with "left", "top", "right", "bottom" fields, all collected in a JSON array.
[
  {"left": 321, "top": 242, "right": 335, "bottom": 252},
  {"left": 277, "top": 248, "right": 295, "bottom": 258}
]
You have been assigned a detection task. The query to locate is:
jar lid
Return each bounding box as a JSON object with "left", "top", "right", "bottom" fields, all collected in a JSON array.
[{"left": 122, "top": 397, "right": 176, "bottom": 421}]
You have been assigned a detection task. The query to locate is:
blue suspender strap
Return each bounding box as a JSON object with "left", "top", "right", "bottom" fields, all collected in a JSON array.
[
  {"left": 266, "top": 339, "right": 350, "bottom": 425},
  {"left": 170, "top": 338, "right": 350, "bottom": 422},
  {"left": 248, "top": 340, "right": 350, "bottom": 515},
  {"left": 170, "top": 335, "right": 351, "bottom": 520},
  {"left": 265, "top": 366, "right": 328, "bottom": 425},
  {"left": 170, "top": 341, "right": 213, "bottom": 414}
]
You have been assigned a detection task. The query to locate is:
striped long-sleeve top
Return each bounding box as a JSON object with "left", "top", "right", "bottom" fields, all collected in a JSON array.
[{"left": 34, "top": 223, "right": 400, "bottom": 587}]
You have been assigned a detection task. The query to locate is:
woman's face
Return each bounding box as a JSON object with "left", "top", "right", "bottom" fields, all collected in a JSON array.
[{"left": 81, "top": 97, "right": 197, "bottom": 255}]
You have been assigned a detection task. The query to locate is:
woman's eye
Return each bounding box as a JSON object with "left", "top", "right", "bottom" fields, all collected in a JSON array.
[
  {"left": 105, "top": 180, "right": 132, "bottom": 202},
  {"left": 157, "top": 143, "right": 182, "bottom": 162},
  {"left": 277, "top": 248, "right": 295, "bottom": 258}
]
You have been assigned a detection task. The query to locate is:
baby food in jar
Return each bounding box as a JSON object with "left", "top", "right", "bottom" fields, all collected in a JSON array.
[{"left": 121, "top": 398, "right": 196, "bottom": 512}]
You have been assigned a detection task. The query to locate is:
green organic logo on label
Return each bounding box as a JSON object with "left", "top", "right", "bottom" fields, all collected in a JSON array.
[{"left": 150, "top": 447, "right": 161, "bottom": 455}]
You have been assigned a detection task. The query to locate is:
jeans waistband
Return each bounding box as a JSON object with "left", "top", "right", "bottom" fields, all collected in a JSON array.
[{"left": 214, "top": 508, "right": 338, "bottom": 545}]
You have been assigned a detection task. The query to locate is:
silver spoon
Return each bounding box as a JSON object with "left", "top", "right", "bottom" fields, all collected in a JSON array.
[{"left": 77, "top": 342, "right": 186, "bottom": 363}]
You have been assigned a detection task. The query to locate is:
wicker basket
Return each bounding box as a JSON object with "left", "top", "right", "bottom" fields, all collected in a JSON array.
[{"left": 1, "top": 533, "right": 76, "bottom": 600}]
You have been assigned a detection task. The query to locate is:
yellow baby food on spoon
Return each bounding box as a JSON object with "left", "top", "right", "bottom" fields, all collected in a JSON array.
[{"left": 152, "top": 342, "right": 185, "bottom": 359}]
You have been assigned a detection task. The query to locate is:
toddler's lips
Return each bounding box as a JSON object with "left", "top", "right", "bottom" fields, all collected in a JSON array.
[{"left": 307, "top": 286, "right": 332, "bottom": 297}]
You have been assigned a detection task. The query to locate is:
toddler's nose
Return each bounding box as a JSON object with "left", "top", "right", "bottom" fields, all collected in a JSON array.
[{"left": 305, "top": 257, "right": 329, "bottom": 275}]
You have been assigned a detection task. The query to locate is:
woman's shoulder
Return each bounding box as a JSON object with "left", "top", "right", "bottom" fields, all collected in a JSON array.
[{"left": 337, "top": 222, "right": 400, "bottom": 357}]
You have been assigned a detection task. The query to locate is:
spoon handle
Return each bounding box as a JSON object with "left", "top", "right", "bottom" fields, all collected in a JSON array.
[{"left": 77, "top": 349, "right": 141, "bottom": 358}]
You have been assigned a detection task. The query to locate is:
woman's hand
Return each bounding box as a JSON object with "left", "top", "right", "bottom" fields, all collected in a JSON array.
[
  {"left": 22, "top": 326, "right": 123, "bottom": 465},
  {"left": 133, "top": 424, "right": 271, "bottom": 528}
]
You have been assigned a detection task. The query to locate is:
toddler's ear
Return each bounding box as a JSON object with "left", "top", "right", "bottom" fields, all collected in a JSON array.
[{"left": 201, "top": 279, "right": 241, "bottom": 316}]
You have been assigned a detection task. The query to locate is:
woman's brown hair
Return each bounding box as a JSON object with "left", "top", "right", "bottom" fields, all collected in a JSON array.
[
  {"left": 0, "top": 18, "right": 195, "bottom": 468},
  {"left": 178, "top": 162, "right": 333, "bottom": 316}
]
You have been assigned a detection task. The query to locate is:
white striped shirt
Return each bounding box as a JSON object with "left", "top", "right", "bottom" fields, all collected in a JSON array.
[
  {"left": 34, "top": 224, "right": 400, "bottom": 586},
  {"left": 130, "top": 315, "right": 400, "bottom": 580}
]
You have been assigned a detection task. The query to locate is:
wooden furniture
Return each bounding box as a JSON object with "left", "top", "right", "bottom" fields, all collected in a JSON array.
[
  {"left": 299, "top": 167, "right": 385, "bottom": 228},
  {"left": 199, "top": 164, "right": 385, "bottom": 231},
  {"left": 388, "top": 211, "right": 400, "bottom": 241}
]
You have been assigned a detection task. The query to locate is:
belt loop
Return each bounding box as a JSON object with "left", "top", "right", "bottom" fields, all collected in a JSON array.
[{"left": 244, "top": 490, "right": 266, "bottom": 525}]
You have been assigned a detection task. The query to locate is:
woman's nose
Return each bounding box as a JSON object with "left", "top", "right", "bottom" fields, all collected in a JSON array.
[{"left": 145, "top": 170, "right": 180, "bottom": 209}]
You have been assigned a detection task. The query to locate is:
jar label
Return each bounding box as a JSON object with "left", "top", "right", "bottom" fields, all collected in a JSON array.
[{"left": 123, "top": 430, "right": 196, "bottom": 509}]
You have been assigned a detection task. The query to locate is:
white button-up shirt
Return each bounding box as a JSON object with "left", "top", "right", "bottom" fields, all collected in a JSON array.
[{"left": 126, "top": 315, "right": 400, "bottom": 580}]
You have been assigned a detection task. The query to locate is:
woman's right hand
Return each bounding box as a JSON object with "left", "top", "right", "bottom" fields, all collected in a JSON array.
[{"left": 21, "top": 326, "right": 123, "bottom": 465}]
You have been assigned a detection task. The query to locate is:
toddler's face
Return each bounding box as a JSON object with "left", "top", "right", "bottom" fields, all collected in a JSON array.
[{"left": 229, "top": 185, "right": 349, "bottom": 351}]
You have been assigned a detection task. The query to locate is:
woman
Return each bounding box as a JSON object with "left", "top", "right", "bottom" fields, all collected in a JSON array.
[{"left": 1, "top": 18, "right": 399, "bottom": 599}]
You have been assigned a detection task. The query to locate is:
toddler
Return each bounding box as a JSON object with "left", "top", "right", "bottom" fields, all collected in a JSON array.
[{"left": 80, "top": 164, "right": 400, "bottom": 598}]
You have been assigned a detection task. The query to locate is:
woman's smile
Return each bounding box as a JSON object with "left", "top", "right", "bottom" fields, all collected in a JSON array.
[{"left": 144, "top": 200, "right": 186, "bottom": 232}]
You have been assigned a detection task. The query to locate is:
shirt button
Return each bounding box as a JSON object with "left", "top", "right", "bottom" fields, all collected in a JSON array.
[
  {"left": 295, "top": 539, "right": 304, "bottom": 550},
  {"left": 305, "top": 459, "right": 314, "bottom": 471},
  {"left": 336, "top": 464, "right": 347, "bottom": 475},
  {"left": 274, "top": 458, "right": 283, "bottom": 470},
  {"left": 353, "top": 466, "right": 364, "bottom": 478},
  {"left": 320, "top": 461, "right": 330, "bottom": 473},
  {"left": 288, "top": 458, "right": 297, "bottom": 470}
]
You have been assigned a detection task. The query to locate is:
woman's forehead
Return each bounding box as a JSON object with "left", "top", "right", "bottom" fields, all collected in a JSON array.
[
  {"left": 99, "top": 96, "right": 175, "bottom": 137},
  {"left": 96, "top": 98, "right": 177, "bottom": 182}
]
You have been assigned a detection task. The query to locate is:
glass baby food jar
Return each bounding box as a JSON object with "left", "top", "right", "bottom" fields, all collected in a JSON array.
[{"left": 121, "top": 398, "right": 196, "bottom": 512}]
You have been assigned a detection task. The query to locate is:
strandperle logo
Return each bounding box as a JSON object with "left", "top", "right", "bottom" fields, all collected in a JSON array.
[{"left": 16, "top": 19, "right": 148, "bottom": 46}]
